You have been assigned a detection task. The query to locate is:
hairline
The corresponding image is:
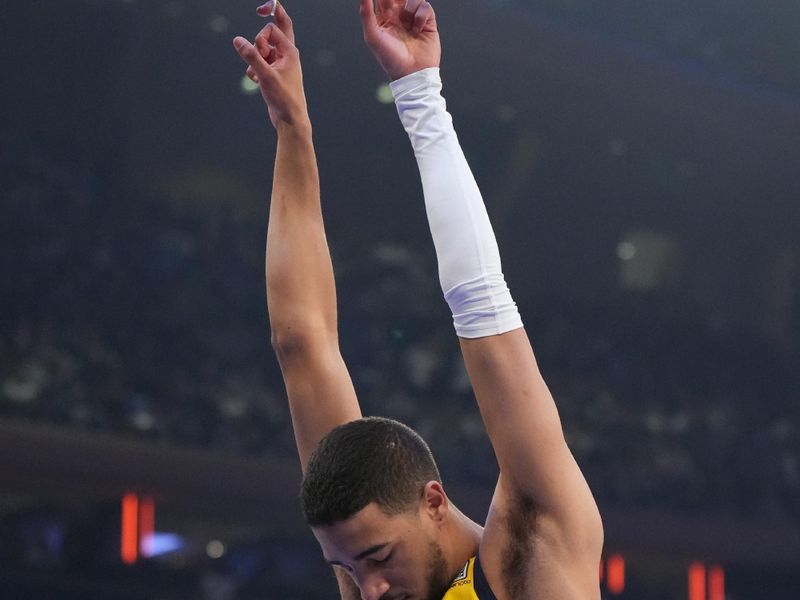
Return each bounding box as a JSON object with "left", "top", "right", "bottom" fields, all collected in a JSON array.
[{"left": 306, "top": 480, "right": 442, "bottom": 528}]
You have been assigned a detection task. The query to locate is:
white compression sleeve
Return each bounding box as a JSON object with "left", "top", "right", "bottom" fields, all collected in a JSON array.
[{"left": 391, "top": 68, "right": 523, "bottom": 339}]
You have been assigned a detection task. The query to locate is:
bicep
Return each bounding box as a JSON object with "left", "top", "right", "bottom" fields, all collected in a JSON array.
[{"left": 460, "top": 329, "right": 601, "bottom": 544}]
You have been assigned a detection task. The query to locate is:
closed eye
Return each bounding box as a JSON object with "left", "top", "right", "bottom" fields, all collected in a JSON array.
[{"left": 371, "top": 551, "right": 393, "bottom": 565}]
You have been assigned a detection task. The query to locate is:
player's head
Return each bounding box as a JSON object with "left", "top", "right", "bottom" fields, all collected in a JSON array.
[
  {"left": 301, "top": 417, "right": 441, "bottom": 524},
  {"left": 301, "top": 417, "right": 454, "bottom": 600}
]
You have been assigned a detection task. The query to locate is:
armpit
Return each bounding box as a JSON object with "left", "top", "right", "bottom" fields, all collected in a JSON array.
[{"left": 501, "top": 494, "right": 538, "bottom": 598}]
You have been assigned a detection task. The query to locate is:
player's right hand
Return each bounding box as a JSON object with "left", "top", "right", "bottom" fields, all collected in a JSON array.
[
  {"left": 233, "top": 1, "right": 309, "bottom": 131},
  {"left": 360, "top": 0, "right": 441, "bottom": 81}
]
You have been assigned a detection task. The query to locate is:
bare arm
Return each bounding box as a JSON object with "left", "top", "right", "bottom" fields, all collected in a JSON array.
[
  {"left": 235, "top": 6, "right": 362, "bottom": 599},
  {"left": 460, "top": 332, "right": 603, "bottom": 565},
  {"left": 234, "top": 2, "right": 360, "bottom": 471},
  {"left": 266, "top": 123, "right": 362, "bottom": 470},
  {"left": 335, "top": 569, "right": 361, "bottom": 600}
]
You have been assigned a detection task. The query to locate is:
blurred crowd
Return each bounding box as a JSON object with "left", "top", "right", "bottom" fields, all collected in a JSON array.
[
  {"left": 518, "top": 0, "right": 799, "bottom": 96},
  {"left": 2, "top": 136, "right": 798, "bottom": 524}
]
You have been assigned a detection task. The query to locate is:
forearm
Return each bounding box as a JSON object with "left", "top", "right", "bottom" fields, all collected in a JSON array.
[
  {"left": 266, "top": 121, "right": 338, "bottom": 352},
  {"left": 391, "top": 68, "right": 522, "bottom": 337}
]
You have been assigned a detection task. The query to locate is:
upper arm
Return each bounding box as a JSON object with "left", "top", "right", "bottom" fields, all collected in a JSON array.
[
  {"left": 273, "top": 326, "right": 362, "bottom": 471},
  {"left": 460, "top": 329, "right": 603, "bottom": 561}
]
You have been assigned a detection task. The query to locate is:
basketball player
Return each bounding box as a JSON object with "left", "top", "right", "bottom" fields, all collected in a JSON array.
[{"left": 233, "top": 1, "right": 603, "bottom": 598}]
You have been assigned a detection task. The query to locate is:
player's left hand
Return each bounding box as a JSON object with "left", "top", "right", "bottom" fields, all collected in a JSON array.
[{"left": 360, "top": 0, "right": 441, "bottom": 80}]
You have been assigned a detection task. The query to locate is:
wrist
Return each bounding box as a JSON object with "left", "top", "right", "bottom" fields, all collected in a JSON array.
[
  {"left": 390, "top": 67, "right": 441, "bottom": 99},
  {"left": 276, "top": 115, "right": 312, "bottom": 139},
  {"left": 389, "top": 61, "right": 439, "bottom": 82},
  {"left": 384, "top": 60, "right": 439, "bottom": 81}
]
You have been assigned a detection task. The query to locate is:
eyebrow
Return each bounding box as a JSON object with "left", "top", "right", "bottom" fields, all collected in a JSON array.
[{"left": 326, "top": 542, "right": 390, "bottom": 566}]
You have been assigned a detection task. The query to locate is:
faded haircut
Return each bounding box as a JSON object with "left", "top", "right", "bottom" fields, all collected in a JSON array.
[{"left": 300, "top": 417, "right": 441, "bottom": 527}]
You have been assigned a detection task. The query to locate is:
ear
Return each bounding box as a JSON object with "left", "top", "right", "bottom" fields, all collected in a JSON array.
[{"left": 421, "top": 481, "right": 448, "bottom": 524}]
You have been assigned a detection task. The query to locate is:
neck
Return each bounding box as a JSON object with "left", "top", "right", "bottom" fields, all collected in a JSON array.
[{"left": 444, "top": 503, "right": 483, "bottom": 575}]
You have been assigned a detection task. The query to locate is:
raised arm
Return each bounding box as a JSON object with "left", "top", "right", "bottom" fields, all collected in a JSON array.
[
  {"left": 361, "top": 1, "right": 602, "bottom": 596},
  {"left": 234, "top": 2, "right": 361, "bottom": 472}
]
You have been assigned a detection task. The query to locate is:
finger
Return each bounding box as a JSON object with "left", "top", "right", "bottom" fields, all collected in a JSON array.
[
  {"left": 246, "top": 66, "right": 260, "bottom": 84},
  {"left": 255, "top": 33, "right": 271, "bottom": 60},
  {"left": 402, "top": 0, "right": 425, "bottom": 26},
  {"left": 359, "top": 0, "right": 379, "bottom": 44},
  {"left": 413, "top": 1, "right": 435, "bottom": 34},
  {"left": 378, "top": 0, "right": 394, "bottom": 15},
  {"left": 233, "top": 36, "right": 272, "bottom": 81},
  {"left": 253, "top": 23, "right": 293, "bottom": 64},
  {"left": 258, "top": 21, "right": 295, "bottom": 55},
  {"left": 256, "top": 2, "right": 296, "bottom": 45},
  {"left": 255, "top": 34, "right": 278, "bottom": 65},
  {"left": 256, "top": 0, "right": 277, "bottom": 17},
  {"left": 254, "top": 16, "right": 277, "bottom": 53},
  {"left": 271, "top": 2, "right": 296, "bottom": 45}
]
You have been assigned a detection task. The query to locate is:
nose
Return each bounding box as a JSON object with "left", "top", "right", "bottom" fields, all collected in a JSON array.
[{"left": 359, "top": 574, "right": 391, "bottom": 600}]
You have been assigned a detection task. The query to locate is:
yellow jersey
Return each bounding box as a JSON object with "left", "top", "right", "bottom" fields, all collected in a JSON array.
[{"left": 442, "top": 556, "right": 497, "bottom": 600}]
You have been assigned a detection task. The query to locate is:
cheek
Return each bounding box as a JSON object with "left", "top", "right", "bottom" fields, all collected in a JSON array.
[{"left": 390, "top": 552, "right": 428, "bottom": 589}]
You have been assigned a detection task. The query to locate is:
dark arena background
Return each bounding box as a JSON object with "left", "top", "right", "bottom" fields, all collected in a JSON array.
[{"left": 2, "top": 0, "right": 800, "bottom": 598}]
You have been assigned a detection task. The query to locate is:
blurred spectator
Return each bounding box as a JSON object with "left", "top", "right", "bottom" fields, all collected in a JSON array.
[{"left": 1, "top": 136, "right": 798, "bottom": 522}]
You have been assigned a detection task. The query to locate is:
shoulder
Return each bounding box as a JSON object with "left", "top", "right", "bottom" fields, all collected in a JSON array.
[{"left": 477, "top": 477, "right": 603, "bottom": 600}]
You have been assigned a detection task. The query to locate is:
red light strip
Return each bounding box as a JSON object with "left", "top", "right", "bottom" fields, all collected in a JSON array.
[
  {"left": 607, "top": 554, "right": 625, "bottom": 595},
  {"left": 689, "top": 562, "right": 706, "bottom": 600},
  {"left": 708, "top": 565, "right": 725, "bottom": 600},
  {"left": 139, "top": 496, "right": 155, "bottom": 557},
  {"left": 121, "top": 493, "right": 139, "bottom": 565}
]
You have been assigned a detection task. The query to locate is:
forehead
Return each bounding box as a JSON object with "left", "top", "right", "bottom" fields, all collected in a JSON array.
[{"left": 312, "top": 503, "right": 417, "bottom": 556}]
